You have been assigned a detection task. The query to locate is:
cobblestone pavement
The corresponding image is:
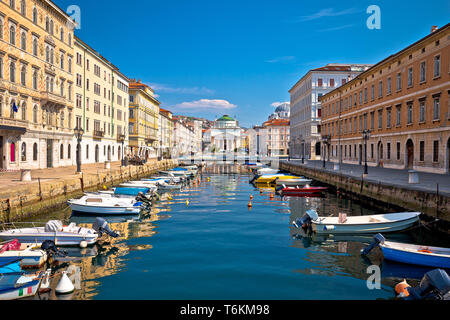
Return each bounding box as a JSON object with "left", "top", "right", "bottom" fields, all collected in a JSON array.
[{"left": 285, "top": 159, "right": 450, "bottom": 196}]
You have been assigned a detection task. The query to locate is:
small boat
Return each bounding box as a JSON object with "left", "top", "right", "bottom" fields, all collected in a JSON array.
[
  {"left": 281, "top": 186, "right": 328, "bottom": 196},
  {"left": 0, "top": 272, "right": 43, "bottom": 300},
  {"left": 275, "top": 178, "right": 313, "bottom": 187},
  {"left": 256, "top": 175, "right": 299, "bottom": 184},
  {"left": 160, "top": 170, "right": 192, "bottom": 177},
  {"left": 362, "top": 234, "right": 450, "bottom": 269},
  {"left": 257, "top": 168, "right": 279, "bottom": 175},
  {"left": 0, "top": 220, "right": 100, "bottom": 246},
  {"left": 293, "top": 210, "right": 421, "bottom": 234},
  {"left": 157, "top": 181, "right": 182, "bottom": 190},
  {"left": 68, "top": 195, "right": 143, "bottom": 215},
  {"left": 89, "top": 187, "right": 155, "bottom": 199},
  {"left": 0, "top": 240, "right": 47, "bottom": 269},
  {"left": 0, "top": 258, "right": 21, "bottom": 274}
]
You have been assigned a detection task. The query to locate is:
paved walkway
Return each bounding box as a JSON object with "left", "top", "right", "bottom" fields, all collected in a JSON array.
[
  {"left": 0, "top": 161, "right": 130, "bottom": 192},
  {"left": 285, "top": 159, "right": 450, "bottom": 197}
]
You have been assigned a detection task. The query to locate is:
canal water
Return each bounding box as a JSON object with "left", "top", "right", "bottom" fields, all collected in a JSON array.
[{"left": 24, "top": 171, "right": 450, "bottom": 300}]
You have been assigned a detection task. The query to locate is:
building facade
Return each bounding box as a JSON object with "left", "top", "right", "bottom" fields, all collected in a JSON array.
[
  {"left": 158, "top": 107, "right": 173, "bottom": 159},
  {"left": 0, "top": 0, "right": 76, "bottom": 170},
  {"left": 210, "top": 115, "right": 241, "bottom": 153},
  {"left": 320, "top": 24, "right": 450, "bottom": 174},
  {"left": 73, "top": 36, "right": 129, "bottom": 165},
  {"left": 289, "top": 64, "right": 371, "bottom": 161},
  {"left": 262, "top": 118, "right": 290, "bottom": 157},
  {"left": 173, "top": 116, "right": 195, "bottom": 157},
  {"left": 128, "top": 79, "right": 159, "bottom": 160}
]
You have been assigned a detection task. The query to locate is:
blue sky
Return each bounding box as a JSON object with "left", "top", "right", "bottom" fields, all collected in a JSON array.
[{"left": 55, "top": 0, "right": 449, "bottom": 128}]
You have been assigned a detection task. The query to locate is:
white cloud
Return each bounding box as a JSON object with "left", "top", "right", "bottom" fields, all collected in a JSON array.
[
  {"left": 173, "top": 99, "right": 237, "bottom": 111},
  {"left": 265, "top": 56, "right": 295, "bottom": 63},
  {"left": 317, "top": 24, "right": 355, "bottom": 32},
  {"left": 291, "top": 8, "right": 360, "bottom": 22},
  {"left": 271, "top": 102, "right": 289, "bottom": 108},
  {"left": 147, "top": 83, "right": 215, "bottom": 95}
]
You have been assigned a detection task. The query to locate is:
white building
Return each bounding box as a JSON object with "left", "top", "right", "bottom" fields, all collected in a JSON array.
[
  {"left": 289, "top": 64, "right": 371, "bottom": 160},
  {"left": 210, "top": 115, "right": 242, "bottom": 153},
  {"left": 173, "top": 117, "right": 195, "bottom": 157},
  {"left": 268, "top": 102, "right": 290, "bottom": 120}
]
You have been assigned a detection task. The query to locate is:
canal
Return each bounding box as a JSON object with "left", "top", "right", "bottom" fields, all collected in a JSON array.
[{"left": 24, "top": 170, "right": 450, "bottom": 300}]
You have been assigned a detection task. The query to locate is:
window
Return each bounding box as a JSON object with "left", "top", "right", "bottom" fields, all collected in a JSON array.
[
  {"left": 33, "top": 105, "right": 38, "bottom": 123},
  {"left": 396, "top": 105, "right": 401, "bottom": 126},
  {"left": 364, "top": 88, "right": 368, "bottom": 103},
  {"left": 386, "top": 108, "right": 391, "bottom": 128},
  {"left": 20, "top": 31, "right": 26, "bottom": 50},
  {"left": 396, "top": 73, "right": 402, "bottom": 91},
  {"left": 60, "top": 27, "right": 64, "bottom": 42},
  {"left": 33, "top": 8, "right": 38, "bottom": 24},
  {"left": 433, "top": 96, "right": 440, "bottom": 120},
  {"left": 433, "top": 141, "right": 439, "bottom": 162},
  {"left": 20, "top": 65, "right": 26, "bottom": 86},
  {"left": 86, "top": 144, "right": 89, "bottom": 160},
  {"left": 407, "top": 103, "right": 413, "bottom": 124},
  {"left": 387, "top": 77, "right": 392, "bottom": 94},
  {"left": 378, "top": 110, "right": 383, "bottom": 129},
  {"left": 20, "top": 0, "right": 26, "bottom": 15},
  {"left": 371, "top": 85, "right": 375, "bottom": 101},
  {"left": 68, "top": 144, "right": 71, "bottom": 159},
  {"left": 408, "top": 68, "right": 413, "bottom": 87},
  {"left": 21, "top": 143, "right": 26, "bottom": 162},
  {"left": 419, "top": 99, "right": 426, "bottom": 122},
  {"left": 68, "top": 33, "right": 72, "bottom": 46},
  {"left": 420, "top": 61, "right": 426, "bottom": 82},
  {"left": 10, "top": 61, "right": 16, "bottom": 83},
  {"left": 330, "top": 79, "right": 335, "bottom": 87},
  {"left": 33, "top": 143, "right": 38, "bottom": 161},
  {"left": 76, "top": 94, "right": 82, "bottom": 108},
  {"left": 10, "top": 25, "right": 16, "bottom": 46},
  {"left": 378, "top": 81, "right": 383, "bottom": 98},
  {"left": 419, "top": 141, "right": 424, "bottom": 162},
  {"left": 21, "top": 102, "right": 26, "bottom": 121},
  {"left": 33, "top": 38, "right": 38, "bottom": 56},
  {"left": 387, "top": 143, "right": 391, "bottom": 160},
  {"left": 370, "top": 111, "right": 375, "bottom": 130},
  {"left": 60, "top": 53, "right": 64, "bottom": 69},
  {"left": 68, "top": 57, "right": 72, "bottom": 73},
  {"left": 60, "top": 144, "right": 64, "bottom": 160},
  {"left": 434, "top": 55, "right": 441, "bottom": 78},
  {"left": 397, "top": 142, "right": 401, "bottom": 161}
]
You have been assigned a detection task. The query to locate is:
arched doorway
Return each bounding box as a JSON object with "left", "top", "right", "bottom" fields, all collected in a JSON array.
[
  {"left": 107, "top": 146, "right": 111, "bottom": 161},
  {"left": 377, "top": 141, "right": 383, "bottom": 167},
  {"left": 406, "top": 139, "right": 414, "bottom": 169},
  {"left": 118, "top": 146, "right": 121, "bottom": 162},
  {"left": 315, "top": 142, "right": 321, "bottom": 158},
  {"left": 359, "top": 144, "right": 363, "bottom": 165},
  {"left": 95, "top": 145, "right": 99, "bottom": 163}
]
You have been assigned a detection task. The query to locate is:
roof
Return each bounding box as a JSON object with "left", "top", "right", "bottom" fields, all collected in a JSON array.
[
  {"left": 217, "top": 115, "right": 235, "bottom": 121},
  {"left": 263, "top": 119, "right": 290, "bottom": 127}
]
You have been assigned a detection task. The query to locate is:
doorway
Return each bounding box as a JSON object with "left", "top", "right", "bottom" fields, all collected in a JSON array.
[
  {"left": 95, "top": 145, "right": 99, "bottom": 163},
  {"left": 0, "top": 136, "right": 3, "bottom": 169},
  {"left": 46, "top": 139, "right": 53, "bottom": 168},
  {"left": 406, "top": 139, "right": 414, "bottom": 169},
  {"left": 359, "top": 144, "right": 363, "bottom": 165}
]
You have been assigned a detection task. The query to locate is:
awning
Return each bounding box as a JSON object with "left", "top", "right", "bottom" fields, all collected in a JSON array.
[{"left": 0, "top": 125, "right": 27, "bottom": 134}]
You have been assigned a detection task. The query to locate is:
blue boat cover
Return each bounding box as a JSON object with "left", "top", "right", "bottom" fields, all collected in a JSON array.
[
  {"left": 173, "top": 167, "right": 188, "bottom": 171},
  {"left": 114, "top": 187, "right": 150, "bottom": 196},
  {"left": 0, "top": 257, "right": 22, "bottom": 268}
]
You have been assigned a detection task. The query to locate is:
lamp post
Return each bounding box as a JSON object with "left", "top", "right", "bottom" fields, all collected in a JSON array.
[
  {"left": 362, "top": 129, "right": 371, "bottom": 175},
  {"left": 322, "top": 135, "right": 330, "bottom": 169},
  {"left": 74, "top": 125, "right": 84, "bottom": 174}
]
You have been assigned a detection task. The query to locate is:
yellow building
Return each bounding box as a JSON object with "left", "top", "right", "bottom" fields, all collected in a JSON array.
[
  {"left": 0, "top": 0, "right": 76, "bottom": 170},
  {"left": 128, "top": 79, "right": 159, "bottom": 160},
  {"left": 73, "top": 36, "right": 129, "bottom": 164}
]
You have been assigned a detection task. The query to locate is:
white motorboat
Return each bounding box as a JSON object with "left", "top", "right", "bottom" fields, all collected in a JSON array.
[
  {"left": 257, "top": 168, "right": 279, "bottom": 175},
  {"left": 119, "top": 182, "right": 159, "bottom": 191},
  {"left": 275, "top": 178, "right": 313, "bottom": 187},
  {"left": 0, "top": 220, "right": 99, "bottom": 246},
  {"left": 293, "top": 210, "right": 421, "bottom": 234},
  {"left": 157, "top": 181, "right": 182, "bottom": 190},
  {"left": 0, "top": 241, "right": 47, "bottom": 269},
  {"left": 68, "top": 195, "right": 143, "bottom": 215}
]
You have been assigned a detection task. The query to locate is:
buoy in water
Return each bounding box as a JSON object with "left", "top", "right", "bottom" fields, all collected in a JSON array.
[
  {"left": 250, "top": 195, "right": 253, "bottom": 200},
  {"left": 103, "top": 185, "right": 107, "bottom": 190},
  {"left": 395, "top": 279, "right": 411, "bottom": 298},
  {"left": 79, "top": 240, "right": 88, "bottom": 248},
  {"left": 55, "top": 271, "right": 75, "bottom": 295},
  {"left": 248, "top": 200, "right": 253, "bottom": 207},
  {"left": 270, "top": 193, "right": 274, "bottom": 200},
  {"left": 186, "top": 199, "right": 189, "bottom": 206}
]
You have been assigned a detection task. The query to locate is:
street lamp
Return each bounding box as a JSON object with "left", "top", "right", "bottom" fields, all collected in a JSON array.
[
  {"left": 74, "top": 125, "right": 84, "bottom": 174},
  {"left": 362, "top": 129, "right": 371, "bottom": 175},
  {"left": 322, "top": 135, "right": 331, "bottom": 169}
]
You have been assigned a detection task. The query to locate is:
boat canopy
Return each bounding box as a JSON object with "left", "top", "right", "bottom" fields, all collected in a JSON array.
[
  {"left": 173, "top": 167, "right": 188, "bottom": 171},
  {"left": 114, "top": 187, "right": 150, "bottom": 196}
]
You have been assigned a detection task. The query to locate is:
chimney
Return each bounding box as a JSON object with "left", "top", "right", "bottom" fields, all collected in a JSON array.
[{"left": 431, "top": 26, "right": 438, "bottom": 33}]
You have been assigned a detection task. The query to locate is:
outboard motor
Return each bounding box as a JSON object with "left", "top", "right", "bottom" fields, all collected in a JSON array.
[
  {"left": 250, "top": 174, "right": 260, "bottom": 184},
  {"left": 136, "top": 192, "right": 151, "bottom": 205},
  {"left": 360, "top": 233, "right": 386, "bottom": 256},
  {"left": 93, "top": 218, "right": 119, "bottom": 238},
  {"left": 406, "top": 269, "right": 450, "bottom": 300},
  {"left": 41, "top": 240, "right": 68, "bottom": 257},
  {"left": 293, "top": 210, "right": 319, "bottom": 232}
]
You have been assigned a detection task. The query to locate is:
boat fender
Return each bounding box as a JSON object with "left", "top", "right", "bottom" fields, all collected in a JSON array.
[
  {"left": 361, "top": 233, "right": 386, "bottom": 256},
  {"left": 323, "top": 225, "right": 335, "bottom": 231},
  {"left": 93, "top": 218, "right": 120, "bottom": 238},
  {"left": 406, "top": 269, "right": 450, "bottom": 300},
  {"left": 395, "top": 280, "right": 411, "bottom": 298}
]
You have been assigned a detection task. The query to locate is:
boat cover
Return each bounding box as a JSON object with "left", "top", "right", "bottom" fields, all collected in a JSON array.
[
  {"left": 173, "top": 168, "right": 188, "bottom": 171},
  {"left": 114, "top": 187, "right": 150, "bottom": 196},
  {"left": 44, "top": 220, "right": 63, "bottom": 232},
  {"left": 0, "top": 257, "right": 22, "bottom": 269},
  {"left": 0, "top": 239, "right": 21, "bottom": 254}
]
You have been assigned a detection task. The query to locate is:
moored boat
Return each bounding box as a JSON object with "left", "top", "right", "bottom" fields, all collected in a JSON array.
[
  {"left": 281, "top": 186, "right": 328, "bottom": 196},
  {"left": 275, "top": 178, "right": 313, "bottom": 187},
  {"left": 0, "top": 258, "right": 21, "bottom": 274},
  {"left": 256, "top": 174, "right": 299, "bottom": 184},
  {"left": 68, "top": 195, "right": 143, "bottom": 215},
  {"left": 0, "top": 240, "right": 47, "bottom": 269},
  {"left": 293, "top": 210, "right": 421, "bottom": 234},
  {"left": 0, "top": 272, "right": 43, "bottom": 300}
]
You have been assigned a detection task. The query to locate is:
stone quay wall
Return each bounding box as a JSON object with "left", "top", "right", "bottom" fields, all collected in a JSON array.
[
  {"left": 0, "top": 160, "right": 178, "bottom": 223},
  {"left": 280, "top": 162, "right": 450, "bottom": 233}
]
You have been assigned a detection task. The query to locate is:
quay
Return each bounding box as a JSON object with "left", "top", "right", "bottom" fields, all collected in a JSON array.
[
  {"left": 281, "top": 160, "right": 450, "bottom": 232},
  {"left": 0, "top": 160, "right": 178, "bottom": 223}
]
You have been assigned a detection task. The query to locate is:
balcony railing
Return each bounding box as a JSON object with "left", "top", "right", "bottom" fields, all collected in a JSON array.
[
  {"left": 93, "top": 130, "right": 105, "bottom": 139},
  {"left": 0, "top": 117, "right": 28, "bottom": 133},
  {"left": 40, "top": 90, "right": 67, "bottom": 106}
]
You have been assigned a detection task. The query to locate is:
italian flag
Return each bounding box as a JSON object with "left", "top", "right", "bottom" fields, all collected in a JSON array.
[{"left": 18, "top": 287, "right": 32, "bottom": 297}]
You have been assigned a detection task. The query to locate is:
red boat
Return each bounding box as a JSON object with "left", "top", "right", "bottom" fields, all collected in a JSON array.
[{"left": 281, "top": 186, "right": 328, "bottom": 196}]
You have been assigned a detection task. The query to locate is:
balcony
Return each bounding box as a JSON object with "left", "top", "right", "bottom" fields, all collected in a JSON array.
[
  {"left": 93, "top": 130, "right": 105, "bottom": 139},
  {"left": 0, "top": 117, "right": 28, "bottom": 134},
  {"left": 117, "top": 134, "right": 126, "bottom": 142},
  {"left": 40, "top": 90, "right": 67, "bottom": 107}
]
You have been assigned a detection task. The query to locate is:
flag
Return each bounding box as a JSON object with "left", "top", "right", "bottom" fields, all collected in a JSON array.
[{"left": 12, "top": 102, "right": 18, "bottom": 113}]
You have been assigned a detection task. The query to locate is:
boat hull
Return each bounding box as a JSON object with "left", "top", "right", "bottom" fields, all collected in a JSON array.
[
  {"left": 69, "top": 203, "right": 141, "bottom": 215},
  {"left": 276, "top": 179, "right": 313, "bottom": 186},
  {"left": 282, "top": 187, "right": 327, "bottom": 196},
  {"left": 381, "top": 244, "right": 450, "bottom": 269},
  {"left": 0, "top": 274, "right": 41, "bottom": 300},
  {"left": 312, "top": 215, "right": 420, "bottom": 234}
]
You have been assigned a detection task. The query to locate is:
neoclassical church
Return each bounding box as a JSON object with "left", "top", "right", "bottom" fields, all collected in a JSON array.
[{"left": 210, "top": 115, "right": 242, "bottom": 152}]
